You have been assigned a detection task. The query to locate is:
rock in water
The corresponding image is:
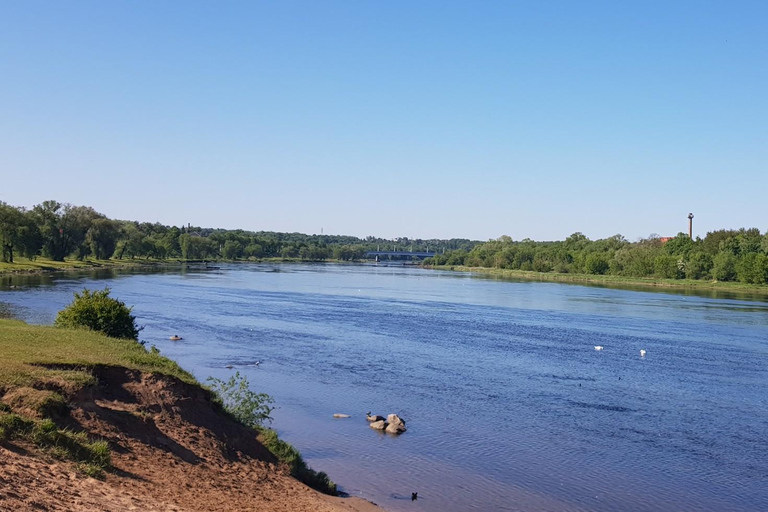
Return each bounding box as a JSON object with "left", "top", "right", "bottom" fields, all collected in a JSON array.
[
  {"left": 333, "top": 413, "right": 351, "bottom": 418},
  {"left": 385, "top": 414, "right": 407, "bottom": 434},
  {"left": 369, "top": 420, "right": 387, "bottom": 430}
]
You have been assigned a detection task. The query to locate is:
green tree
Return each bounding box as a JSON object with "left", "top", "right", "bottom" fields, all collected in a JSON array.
[
  {"left": 86, "top": 218, "right": 120, "bottom": 259},
  {"left": 222, "top": 240, "right": 244, "bottom": 260},
  {"left": 55, "top": 288, "right": 142, "bottom": 340},
  {"left": 736, "top": 253, "right": 768, "bottom": 284},
  {"left": 654, "top": 255, "right": 683, "bottom": 279},
  {"left": 712, "top": 252, "right": 737, "bottom": 281},
  {"left": 685, "top": 252, "right": 713, "bottom": 280},
  {"left": 663, "top": 233, "right": 695, "bottom": 257},
  {"left": 0, "top": 202, "right": 24, "bottom": 262},
  {"left": 32, "top": 200, "right": 67, "bottom": 261},
  {"left": 584, "top": 253, "right": 610, "bottom": 275}
]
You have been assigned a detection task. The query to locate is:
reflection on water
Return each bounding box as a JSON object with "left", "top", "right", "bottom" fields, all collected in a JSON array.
[{"left": 1, "top": 263, "right": 767, "bottom": 512}]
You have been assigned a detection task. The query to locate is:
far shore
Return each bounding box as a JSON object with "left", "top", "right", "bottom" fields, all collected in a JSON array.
[
  {"left": 0, "top": 257, "right": 188, "bottom": 276},
  {"left": 427, "top": 264, "right": 768, "bottom": 298},
  {"left": 0, "top": 257, "right": 361, "bottom": 278},
  {"left": 6, "top": 258, "right": 768, "bottom": 300}
]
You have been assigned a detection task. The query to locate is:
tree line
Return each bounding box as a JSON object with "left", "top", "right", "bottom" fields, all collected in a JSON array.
[
  {"left": 0, "top": 200, "right": 477, "bottom": 263},
  {"left": 425, "top": 229, "right": 768, "bottom": 285}
]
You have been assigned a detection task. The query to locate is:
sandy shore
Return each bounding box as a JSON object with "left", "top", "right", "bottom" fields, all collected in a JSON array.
[{"left": 0, "top": 367, "right": 380, "bottom": 512}]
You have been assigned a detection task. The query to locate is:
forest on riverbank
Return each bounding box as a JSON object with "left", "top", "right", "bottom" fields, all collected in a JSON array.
[
  {"left": 0, "top": 200, "right": 475, "bottom": 264},
  {"left": 3, "top": 199, "right": 767, "bottom": 285},
  {"left": 425, "top": 230, "right": 768, "bottom": 285}
]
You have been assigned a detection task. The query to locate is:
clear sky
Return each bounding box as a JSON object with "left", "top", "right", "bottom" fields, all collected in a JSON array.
[{"left": 1, "top": 1, "right": 766, "bottom": 241}]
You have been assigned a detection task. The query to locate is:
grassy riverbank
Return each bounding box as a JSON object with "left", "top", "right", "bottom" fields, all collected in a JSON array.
[
  {"left": 0, "top": 257, "right": 361, "bottom": 277},
  {"left": 0, "top": 319, "right": 368, "bottom": 510},
  {"left": 0, "top": 319, "right": 195, "bottom": 477},
  {"left": 0, "top": 257, "right": 185, "bottom": 276},
  {"left": 430, "top": 265, "right": 768, "bottom": 297}
]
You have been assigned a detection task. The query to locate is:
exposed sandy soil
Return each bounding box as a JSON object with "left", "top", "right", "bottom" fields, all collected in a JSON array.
[{"left": 0, "top": 367, "right": 380, "bottom": 512}]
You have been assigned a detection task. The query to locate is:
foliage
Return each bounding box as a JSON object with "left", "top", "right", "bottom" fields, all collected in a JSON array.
[
  {"left": 2, "top": 198, "right": 768, "bottom": 286},
  {"left": 203, "top": 373, "right": 337, "bottom": 493},
  {"left": 206, "top": 372, "right": 274, "bottom": 429},
  {"left": 0, "top": 413, "right": 111, "bottom": 478},
  {"left": 0, "top": 199, "right": 480, "bottom": 266},
  {"left": 712, "top": 252, "right": 737, "bottom": 281},
  {"left": 257, "top": 427, "right": 337, "bottom": 495},
  {"left": 584, "top": 253, "right": 610, "bottom": 275},
  {"left": 55, "top": 288, "right": 142, "bottom": 340},
  {"left": 426, "top": 227, "right": 768, "bottom": 286}
]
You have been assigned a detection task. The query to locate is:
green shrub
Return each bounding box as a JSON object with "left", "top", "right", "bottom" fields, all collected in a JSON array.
[
  {"left": 584, "top": 253, "right": 610, "bottom": 275},
  {"left": 207, "top": 372, "right": 274, "bottom": 429},
  {"left": 713, "top": 252, "right": 737, "bottom": 281},
  {"left": 654, "top": 255, "right": 683, "bottom": 279},
  {"left": 206, "top": 372, "right": 336, "bottom": 495},
  {"left": 257, "top": 427, "right": 337, "bottom": 495},
  {"left": 55, "top": 288, "right": 142, "bottom": 340}
]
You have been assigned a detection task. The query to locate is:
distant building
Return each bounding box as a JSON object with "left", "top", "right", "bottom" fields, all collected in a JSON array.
[{"left": 659, "top": 237, "right": 674, "bottom": 244}]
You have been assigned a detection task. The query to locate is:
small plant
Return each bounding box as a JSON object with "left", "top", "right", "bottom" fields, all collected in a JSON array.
[
  {"left": 257, "top": 428, "right": 337, "bottom": 495},
  {"left": 207, "top": 372, "right": 274, "bottom": 429},
  {"left": 55, "top": 287, "right": 142, "bottom": 340},
  {"left": 0, "top": 412, "right": 34, "bottom": 440}
]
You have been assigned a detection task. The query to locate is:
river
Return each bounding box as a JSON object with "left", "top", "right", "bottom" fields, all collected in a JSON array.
[{"left": 1, "top": 263, "right": 767, "bottom": 511}]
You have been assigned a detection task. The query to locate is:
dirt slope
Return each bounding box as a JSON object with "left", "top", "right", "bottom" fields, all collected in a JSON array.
[{"left": 0, "top": 367, "right": 379, "bottom": 512}]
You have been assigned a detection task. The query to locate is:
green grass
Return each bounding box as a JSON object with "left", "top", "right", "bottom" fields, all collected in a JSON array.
[
  {"left": 0, "top": 319, "right": 197, "bottom": 478},
  {"left": 432, "top": 265, "right": 768, "bottom": 298},
  {"left": 0, "top": 319, "right": 334, "bottom": 491},
  {"left": 0, "top": 257, "right": 181, "bottom": 276},
  {"left": 0, "top": 319, "right": 195, "bottom": 391},
  {"left": 0, "top": 413, "right": 111, "bottom": 478}
]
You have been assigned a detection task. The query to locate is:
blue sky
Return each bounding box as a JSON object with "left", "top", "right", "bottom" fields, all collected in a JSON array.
[{"left": 1, "top": 1, "right": 766, "bottom": 241}]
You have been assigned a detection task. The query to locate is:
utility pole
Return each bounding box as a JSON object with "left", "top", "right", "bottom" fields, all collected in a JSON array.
[{"left": 688, "top": 213, "right": 694, "bottom": 239}]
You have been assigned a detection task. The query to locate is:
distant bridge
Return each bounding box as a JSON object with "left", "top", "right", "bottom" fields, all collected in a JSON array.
[{"left": 365, "top": 251, "right": 436, "bottom": 260}]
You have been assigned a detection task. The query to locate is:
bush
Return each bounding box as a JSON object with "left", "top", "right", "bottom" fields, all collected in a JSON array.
[
  {"left": 584, "top": 253, "right": 610, "bottom": 275},
  {"left": 55, "top": 288, "right": 142, "bottom": 340},
  {"left": 712, "top": 252, "right": 737, "bottom": 281},
  {"left": 258, "top": 427, "right": 337, "bottom": 495},
  {"left": 654, "top": 255, "right": 683, "bottom": 279},
  {"left": 685, "top": 252, "right": 713, "bottom": 280},
  {"left": 207, "top": 372, "right": 274, "bottom": 429}
]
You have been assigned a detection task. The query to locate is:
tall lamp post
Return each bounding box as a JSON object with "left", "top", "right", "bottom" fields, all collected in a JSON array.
[{"left": 688, "top": 213, "right": 694, "bottom": 239}]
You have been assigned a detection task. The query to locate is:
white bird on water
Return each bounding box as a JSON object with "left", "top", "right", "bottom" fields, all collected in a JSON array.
[
  {"left": 594, "top": 346, "right": 604, "bottom": 351},
  {"left": 640, "top": 349, "right": 647, "bottom": 357}
]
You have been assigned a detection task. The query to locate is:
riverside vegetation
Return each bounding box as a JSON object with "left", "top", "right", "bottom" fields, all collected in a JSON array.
[
  {"left": 0, "top": 199, "right": 473, "bottom": 267},
  {"left": 425, "top": 230, "right": 768, "bottom": 287},
  {"left": 2, "top": 198, "right": 767, "bottom": 289},
  {"left": 0, "top": 287, "right": 337, "bottom": 494}
]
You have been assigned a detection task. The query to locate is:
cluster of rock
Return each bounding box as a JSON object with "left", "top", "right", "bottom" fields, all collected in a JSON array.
[{"left": 367, "top": 412, "right": 407, "bottom": 435}]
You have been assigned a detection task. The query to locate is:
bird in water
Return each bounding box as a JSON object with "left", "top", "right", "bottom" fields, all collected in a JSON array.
[
  {"left": 594, "top": 346, "right": 604, "bottom": 351},
  {"left": 366, "top": 412, "right": 385, "bottom": 422},
  {"left": 640, "top": 349, "right": 647, "bottom": 357}
]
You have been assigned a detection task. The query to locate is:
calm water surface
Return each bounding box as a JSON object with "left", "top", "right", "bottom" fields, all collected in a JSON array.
[{"left": 2, "top": 264, "right": 767, "bottom": 512}]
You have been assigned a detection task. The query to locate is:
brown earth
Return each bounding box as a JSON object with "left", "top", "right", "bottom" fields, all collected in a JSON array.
[{"left": 0, "top": 367, "right": 380, "bottom": 512}]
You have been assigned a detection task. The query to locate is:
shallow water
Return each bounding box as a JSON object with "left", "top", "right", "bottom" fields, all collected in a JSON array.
[{"left": 2, "top": 264, "right": 767, "bottom": 511}]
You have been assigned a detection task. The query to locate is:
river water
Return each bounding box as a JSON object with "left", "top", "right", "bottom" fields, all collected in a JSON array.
[{"left": 1, "top": 263, "right": 767, "bottom": 511}]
